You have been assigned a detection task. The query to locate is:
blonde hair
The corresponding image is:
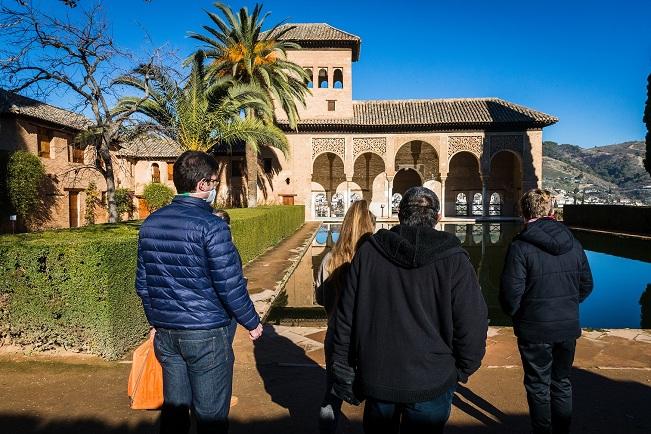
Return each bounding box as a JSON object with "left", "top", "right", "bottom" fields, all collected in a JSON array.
[
  {"left": 520, "top": 189, "right": 554, "bottom": 220},
  {"left": 326, "top": 200, "right": 375, "bottom": 281}
]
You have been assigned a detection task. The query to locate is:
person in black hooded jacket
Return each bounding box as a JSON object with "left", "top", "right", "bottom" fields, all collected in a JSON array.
[
  {"left": 331, "top": 186, "right": 488, "bottom": 434},
  {"left": 500, "top": 188, "right": 593, "bottom": 434}
]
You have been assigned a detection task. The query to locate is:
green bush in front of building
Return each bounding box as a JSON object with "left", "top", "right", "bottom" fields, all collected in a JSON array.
[
  {"left": 0, "top": 206, "right": 304, "bottom": 359},
  {"left": 142, "top": 182, "right": 174, "bottom": 212}
]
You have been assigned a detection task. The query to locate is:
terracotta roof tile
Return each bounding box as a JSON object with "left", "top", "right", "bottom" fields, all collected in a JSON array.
[
  {"left": 118, "top": 133, "right": 182, "bottom": 159},
  {"left": 263, "top": 23, "right": 361, "bottom": 61},
  {"left": 0, "top": 88, "right": 91, "bottom": 130},
  {"left": 278, "top": 98, "right": 558, "bottom": 130}
]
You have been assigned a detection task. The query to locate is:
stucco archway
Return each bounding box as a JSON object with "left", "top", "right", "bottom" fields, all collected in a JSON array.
[
  {"left": 394, "top": 140, "right": 439, "bottom": 181},
  {"left": 446, "top": 151, "right": 482, "bottom": 217},
  {"left": 352, "top": 152, "right": 386, "bottom": 205},
  {"left": 489, "top": 150, "right": 523, "bottom": 217},
  {"left": 311, "top": 152, "right": 345, "bottom": 218}
]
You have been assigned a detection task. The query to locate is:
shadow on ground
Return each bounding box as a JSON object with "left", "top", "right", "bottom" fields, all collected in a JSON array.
[{"left": 1, "top": 336, "right": 650, "bottom": 434}]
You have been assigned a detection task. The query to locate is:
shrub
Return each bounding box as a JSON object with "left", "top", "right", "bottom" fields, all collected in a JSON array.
[
  {"left": 0, "top": 206, "right": 304, "bottom": 358},
  {"left": 0, "top": 223, "right": 147, "bottom": 359},
  {"left": 229, "top": 206, "right": 304, "bottom": 264},
  {"left": 84, "top": 181, "right": 101, "bottom": 225},
  {"left": 7, "top": 151, "right": 45, "bottom": 222},
  {"left": 114, "top": 188, "right": 135, "bottom": 221},
  {"left": 142, "top": 182, "right": 174, "bottom": 212}
]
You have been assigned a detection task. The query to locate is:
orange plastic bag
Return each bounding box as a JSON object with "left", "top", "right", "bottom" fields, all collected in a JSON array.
[{"left": 128, "top": 335, "right": 163, "bottom": 410}]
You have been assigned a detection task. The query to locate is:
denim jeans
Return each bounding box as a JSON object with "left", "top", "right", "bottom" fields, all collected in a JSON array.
[
  {"left": 154, "top": 326, "right": 234, "bottom": 434},
  {"left": 363, "top": 385, "right": 456, "bottom": 434},
  {"left": 319, "top": 326, "right": 343, "bottom": 434},
  {"left": 518, "top": 339, "right": 576, "bottom": 434}
]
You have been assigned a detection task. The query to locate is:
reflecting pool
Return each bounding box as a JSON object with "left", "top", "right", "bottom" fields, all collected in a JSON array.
[{"left": 268, "top": 223, "right": 651, "bottom": 329}]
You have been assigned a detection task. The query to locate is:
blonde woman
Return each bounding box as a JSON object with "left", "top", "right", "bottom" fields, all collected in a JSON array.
[{"left": 316, "top": 200, "right": 375, "bottom": 434}]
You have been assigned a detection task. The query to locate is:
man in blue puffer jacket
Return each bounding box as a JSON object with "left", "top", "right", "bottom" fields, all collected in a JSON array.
[{"left": 136, "top": 150, "right": 263, "bottom": 434}]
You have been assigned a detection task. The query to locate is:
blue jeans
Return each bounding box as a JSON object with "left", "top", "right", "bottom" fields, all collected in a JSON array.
[
  {"left": 363, "top": 385, "right": 456, "bottom": 434},
  {"left": 518, "top": 339, "right": 576, "bottom": 434},
  {"left": 154, "top": 326, "right": 235, "bottom": 434}
]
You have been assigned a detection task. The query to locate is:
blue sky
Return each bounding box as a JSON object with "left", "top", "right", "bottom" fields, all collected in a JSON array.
[{"left": 22, "top": 0, "right": 651, "bottom": 147}]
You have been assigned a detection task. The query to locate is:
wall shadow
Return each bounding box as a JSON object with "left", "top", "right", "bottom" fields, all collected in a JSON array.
[{"left": 250, "top": 324, "right": 333, "bottom": 434}]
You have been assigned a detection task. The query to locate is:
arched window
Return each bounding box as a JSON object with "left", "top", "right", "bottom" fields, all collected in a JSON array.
[
  {"left": 318, "top": 68, "right": 328, "bottom": 88},
  {"left": 331, "top": 193, "right": 344, "bottom": 217},
  {"left": 472, "top": 193, "right": 483, "bottom": 216},
  {"left": 455, "top": 224, "right": 467, "bottom": 244},
  {"left": 304, "top": 68, "right": 313, "bottom": 89},
  {"left": 333, "top": 68, "right": 343, "bottom": 89},
  {"left": 314, "top": 193, "right": 328, "bottom": 218},
  {"left": 151, "top": 163, "right": 160, "bottom": 183},
  {"left": 392, "top": 193, "right": 402, "bottom": 215},
  {"left": 455, "top": 193, "right": 468, "bottom": 216},
  {"left": 489, "top": 192, "right": 502, "bottom": 216}
]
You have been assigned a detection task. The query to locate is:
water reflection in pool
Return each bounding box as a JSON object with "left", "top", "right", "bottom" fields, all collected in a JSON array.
[{"left": 273, "top": 223, "right": 651, "bottom": 329}]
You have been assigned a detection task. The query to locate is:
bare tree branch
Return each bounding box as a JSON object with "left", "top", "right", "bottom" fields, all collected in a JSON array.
[{"left": 0, "top": 0, "right": 159, "bottom": 222}]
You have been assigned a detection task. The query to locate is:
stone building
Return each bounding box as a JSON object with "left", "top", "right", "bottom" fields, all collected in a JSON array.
[
  {"left": 0, "top": 89, "right": 104, "bottom": 230},
  {"left": 1, "top": 23, "right": 559, "bottom": 229},
  {"left": 263, "top": 23, "right": 558, "bottom": 221}
]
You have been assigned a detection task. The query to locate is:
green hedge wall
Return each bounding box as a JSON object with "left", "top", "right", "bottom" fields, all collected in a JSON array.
[
  {"left": 229, "top": 206, "right": 305, "bottom": 264},
  {"left": 0, "top": 206, "right": 304, "bottom": 359}
]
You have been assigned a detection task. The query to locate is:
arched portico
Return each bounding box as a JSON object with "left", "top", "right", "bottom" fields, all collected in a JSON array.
[
  {"left": 446, "top": 151, "right": 482, "bottom": 217},
  {"left": 311, "top": 152, "right": 346, "bottom": 218},
  {"left": 488, "top": 150, "right": 523, "bottom": 217},
  {"left": 352, "top": 152, "right": 386, "bottom": 216}
]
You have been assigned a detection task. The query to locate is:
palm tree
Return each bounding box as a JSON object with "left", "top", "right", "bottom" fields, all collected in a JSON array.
[
  {"left": 190, "top": 2, "right": 310, "bottom": 207},
  {"left": 113, "top": 51, "right": 288, "bottom": 157}
]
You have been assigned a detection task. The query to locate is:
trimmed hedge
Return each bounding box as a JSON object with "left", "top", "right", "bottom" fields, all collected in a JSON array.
[
  {"left": 229, "top": 205, "right": 305, "bottom": 264},
  {"left": 0, "top": 206, "right": 304, "bottom": 359}
]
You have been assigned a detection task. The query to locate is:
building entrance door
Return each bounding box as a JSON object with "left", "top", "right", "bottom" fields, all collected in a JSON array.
[{"left": 68, "top": 191, "right": 79, "bottom": 228}]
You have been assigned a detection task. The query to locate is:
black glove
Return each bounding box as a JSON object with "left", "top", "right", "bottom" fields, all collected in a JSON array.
[{"left": 331, "top": 360, "right": 361, "bottom": 406}]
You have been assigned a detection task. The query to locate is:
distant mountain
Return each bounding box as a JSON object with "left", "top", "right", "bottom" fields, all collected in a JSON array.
[{"left": 542, "top": 140, "right": 651, "bottom": 203}]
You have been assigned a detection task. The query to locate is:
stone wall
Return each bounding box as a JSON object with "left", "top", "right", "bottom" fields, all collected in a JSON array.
[{"left": 564, "top": 204, "right": 651, "bottom": 235}]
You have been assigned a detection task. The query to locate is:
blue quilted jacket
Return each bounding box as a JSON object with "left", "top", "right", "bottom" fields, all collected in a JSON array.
[{"left": 135, "top": 196, "right": 259, "bottom": 331}]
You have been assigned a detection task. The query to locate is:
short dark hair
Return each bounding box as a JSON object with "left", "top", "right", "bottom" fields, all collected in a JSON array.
[
  {"left": 398, "top": 187, "right": 440, "bottom": 227},
  {"left": 173, "top": 151, "right": 218, "bottom": 194},
  {"left": 213, "top": 209, "right": 230, "bottom": 225}
]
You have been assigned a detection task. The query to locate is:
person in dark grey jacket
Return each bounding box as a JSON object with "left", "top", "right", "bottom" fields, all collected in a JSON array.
[
  {"left": 332, "top": 187, "right": 488, "bottom": 434},
  {"left": 136, "top": 151, "right": 263, "bottom": 434},
  {"left": 500, "top": 188, "right": 593, "bottom": 434}
]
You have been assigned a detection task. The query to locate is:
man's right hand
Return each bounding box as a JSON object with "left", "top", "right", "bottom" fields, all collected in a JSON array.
[{"left": 249, "top": 323, "right": 263, "bottom": 341}]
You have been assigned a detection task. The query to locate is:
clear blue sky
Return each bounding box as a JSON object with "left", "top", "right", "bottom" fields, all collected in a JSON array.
[{"left": 32, "top": 0, "right": 651, "bottom": 147}]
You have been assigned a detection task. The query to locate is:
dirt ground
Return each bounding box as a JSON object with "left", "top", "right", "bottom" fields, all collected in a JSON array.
[{"left": 1, "top": 326, "right": 650, "bottom": 434}]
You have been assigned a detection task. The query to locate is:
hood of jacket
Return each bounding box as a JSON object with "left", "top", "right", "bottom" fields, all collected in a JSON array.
[
  {"left": 518, "top": 217, "right": 574, "bottom": 256},
  {"left": 370, "top": 224, "right": 465, "bottom": 269}
]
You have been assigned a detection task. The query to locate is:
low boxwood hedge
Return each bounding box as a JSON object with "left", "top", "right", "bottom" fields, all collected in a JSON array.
[{"left": 0, "top": 206, "right": 304, "bottom": 359}]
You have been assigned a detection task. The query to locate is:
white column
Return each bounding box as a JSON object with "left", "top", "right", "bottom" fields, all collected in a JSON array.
[
  {"left": 481, "top": 175, "right": 489, "bottom": 218},
  {"left": 440, "top": 175, "right": 447, "bottom": 220},
  {"left": 386, "top": 175, "right": 394, "bottom": 218},
  {"left": 345, "top": 178, "right": 352, "bottom": 213}
]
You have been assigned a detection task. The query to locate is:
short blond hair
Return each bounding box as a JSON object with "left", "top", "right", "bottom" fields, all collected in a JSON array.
[{"left": 520, "top": 189, "right": 554, "bottom": 220}]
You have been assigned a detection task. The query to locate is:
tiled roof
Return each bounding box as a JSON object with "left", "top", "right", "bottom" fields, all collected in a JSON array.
[
  {"left": 118, "top": 133, "right": 182, "bottom": 159},
  {"left": 278, "top": 98, "right": 558, "bottom": 130},
  {"left": 0, "top": 88, "right": 91, "bottom": 130},
  {"left": 262, "top": 23, "right": 361, "bottom": 61}
]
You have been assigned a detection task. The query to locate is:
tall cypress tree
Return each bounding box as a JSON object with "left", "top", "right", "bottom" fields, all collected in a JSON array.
[{"left": 644, "top": 73, "right": 651, "bottom": 177}]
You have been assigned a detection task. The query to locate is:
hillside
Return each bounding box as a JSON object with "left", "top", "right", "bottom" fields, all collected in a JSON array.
[{"left": 542, "top": 140, "right": 651, "bottom": 204}]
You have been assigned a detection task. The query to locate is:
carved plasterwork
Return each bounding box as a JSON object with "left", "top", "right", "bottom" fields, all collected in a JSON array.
[
  {"left": 447, "top": 136, "right": 483, "bottom": 159},
  {"left": 312, "top": 138, "right": 345, "bottom": 160},
  {"left": 352, "top": 137, "right": 387, "bottom": 160},
  {"left": 490, "top": 135, "right": 524, "bottom": 157}
]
